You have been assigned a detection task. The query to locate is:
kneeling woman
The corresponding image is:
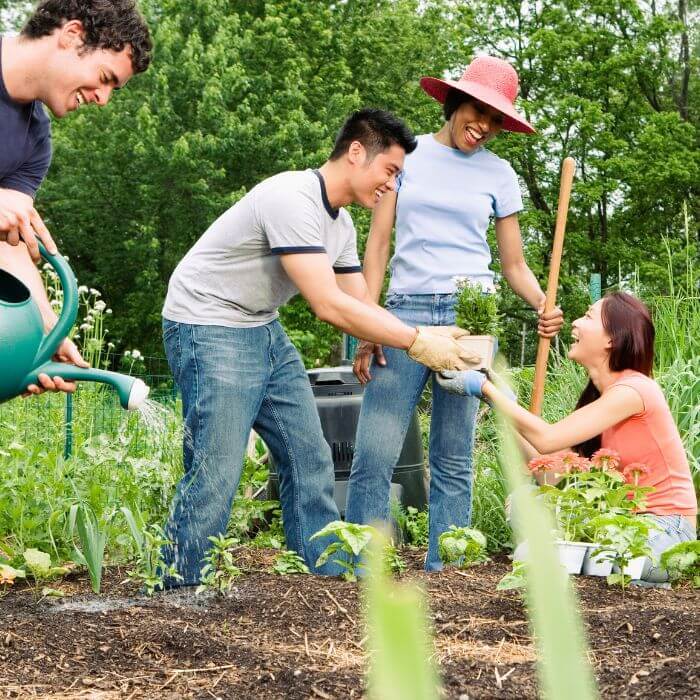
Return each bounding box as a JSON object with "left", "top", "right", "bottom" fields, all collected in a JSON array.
[{"left": 439, "top": 292, "right": 697, "bottom": 583}]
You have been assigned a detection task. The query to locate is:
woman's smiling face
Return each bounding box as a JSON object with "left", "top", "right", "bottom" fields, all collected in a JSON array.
[
  {"left": 569, "top": 299, "right": 612, "bottom": 365},
  {"left": 447, "top": 98, "right": 504, "bottom": 153}
]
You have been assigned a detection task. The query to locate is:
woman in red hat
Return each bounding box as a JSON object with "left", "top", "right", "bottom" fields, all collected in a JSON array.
[{"left": 345, "top": 55, "right": 564, "bottom": 570}]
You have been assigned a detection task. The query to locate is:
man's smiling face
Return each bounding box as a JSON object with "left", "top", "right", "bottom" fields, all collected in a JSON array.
[
  {"left": 44, "top": 20, "right": 134, "bottom": 118},
  {"left": 350, "top": 143, "right": 405, "bottom": 209}
]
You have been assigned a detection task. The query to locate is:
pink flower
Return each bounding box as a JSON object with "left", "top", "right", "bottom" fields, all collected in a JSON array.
[
  {"left": 591, "top": 448, "right": 621, "bottom": 471},
  {"left": 528, "top": 456, "right": 560, "bottom": 474},
  {"left": 623, "top": 462, "right": 650, "bottom": 483},
  {"left": 558, "top": 451, "right": 591, "bottom": 473}
]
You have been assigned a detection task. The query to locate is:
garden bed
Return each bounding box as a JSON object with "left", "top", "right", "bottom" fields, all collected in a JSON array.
[{"left": 0, "top": 549, "right": 697, "bottom": 699}]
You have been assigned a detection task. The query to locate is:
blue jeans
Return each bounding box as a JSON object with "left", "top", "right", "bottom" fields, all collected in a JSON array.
[
  {"left": 162, "top": 319, "right": 341, "bottom": 585},
  {"left": 345, "top": 294, "right": 479, "bottom": 571},
  {"left": 638, "top": 514, "right": 697, "bottom": 584}
]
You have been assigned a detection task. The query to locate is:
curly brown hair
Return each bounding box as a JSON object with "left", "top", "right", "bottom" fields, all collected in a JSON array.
[{"left": 21, "top": 0, "right": 152, "bottom": 74}]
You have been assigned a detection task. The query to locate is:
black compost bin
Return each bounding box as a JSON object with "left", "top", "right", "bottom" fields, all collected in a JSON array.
[{"left": 268, "top": 365, "right": 426, "bottom": 516}]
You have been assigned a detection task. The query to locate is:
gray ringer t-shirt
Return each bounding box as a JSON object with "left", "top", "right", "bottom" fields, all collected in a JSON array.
[{"left": 163, "top": 169, "right": 361, "bottom": 327}]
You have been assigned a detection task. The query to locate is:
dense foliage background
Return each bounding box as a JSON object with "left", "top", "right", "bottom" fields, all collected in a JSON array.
[{"left": 2, "top": 0, "right": 698, "bottom": 365}]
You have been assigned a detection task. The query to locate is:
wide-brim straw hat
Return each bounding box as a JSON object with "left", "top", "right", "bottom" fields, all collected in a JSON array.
[{"left": 420, "top": 55, "right": 535, "bottom": 134}]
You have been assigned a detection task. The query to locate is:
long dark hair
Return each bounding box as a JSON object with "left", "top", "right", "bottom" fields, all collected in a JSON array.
[{"left": 574, "top": 292, "right": 655, "bottom": 457}]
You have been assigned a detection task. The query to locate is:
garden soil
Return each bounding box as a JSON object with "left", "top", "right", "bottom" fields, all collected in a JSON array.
[{"left": 0, "top": 549, "right": 697, "bottom": 699}]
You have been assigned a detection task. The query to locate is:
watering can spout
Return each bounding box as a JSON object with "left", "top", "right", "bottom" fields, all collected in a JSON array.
[{"left": 22, "top": 363, "right": 150, "bottom": 411}]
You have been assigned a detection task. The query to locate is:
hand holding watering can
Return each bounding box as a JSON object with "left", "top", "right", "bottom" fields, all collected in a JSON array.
[{"left": 0, "top": 243, "right": 149, "bottom": 410}]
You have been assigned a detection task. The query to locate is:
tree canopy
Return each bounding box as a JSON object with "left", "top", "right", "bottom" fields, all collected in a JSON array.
[{"left": 2, "top": 0, "right": 697, "bottom": 365}]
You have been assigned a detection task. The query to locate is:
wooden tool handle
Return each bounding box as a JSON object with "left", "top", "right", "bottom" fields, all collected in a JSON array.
[{"left": 530, "top": 157, "right": 576, "bottom": 416}]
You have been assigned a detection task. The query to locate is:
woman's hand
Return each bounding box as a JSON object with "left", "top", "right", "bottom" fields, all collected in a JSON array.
[
  {"left": 436, "top": 369, "right": 488, "bottom": 397},
  {"left": 353, "top": 340, "right": 386, "bottom": 384}
]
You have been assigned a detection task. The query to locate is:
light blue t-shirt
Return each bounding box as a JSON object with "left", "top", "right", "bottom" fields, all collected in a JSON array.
[{"left": 388, "top": 133, "right": 523, "bottom": 294}]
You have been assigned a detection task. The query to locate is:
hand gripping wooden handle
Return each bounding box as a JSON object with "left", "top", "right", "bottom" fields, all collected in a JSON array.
[{"left": 530, "top": 157, "right": 576, "bottom": 416}]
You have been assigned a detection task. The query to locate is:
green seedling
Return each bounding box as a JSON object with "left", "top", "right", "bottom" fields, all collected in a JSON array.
[
  {"left": 660, "top": 540, "right": 700, "bottom": 587},
  {"left": 122, "top": 509, "right": 181, "bottom": 596},
  {"left": 382, "top": 541, "right": 407, "bottom": 576},
  {"left": 438, "top": 526, "right": 488, "bottom": 568},
  {"left": 272, "top": 550, "right": 310, "bottom": 575},
  {"left": 589, "top": 514, "right": 654, "bottom": 590},
  {"left": 365, "top": 531, "right": 441, "bottom": 700},
  {"left": 311, "top": 520, "right": 377, "bottom": 582},
  {"left": 197, "top": 534, "right": 242, "bottom": 595},
  {"left": 69, "top": 504, "right": 111, "bottom": 594},
  {"left": 453, "top": 278, "right": 502, "bottom": 336},
  {"left": 23, "top": 548, "right": 71, "bottom": 598},
  {"left": 496, "top": 559, "right": 528, "bottom": 592}
]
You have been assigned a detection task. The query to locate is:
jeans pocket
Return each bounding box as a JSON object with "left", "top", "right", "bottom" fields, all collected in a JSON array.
[{"left": 162, "top": 321, "right": 182, "bottom": 379}]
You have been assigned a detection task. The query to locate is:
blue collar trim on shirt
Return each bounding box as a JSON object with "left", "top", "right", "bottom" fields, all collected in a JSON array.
[{"left": 312, "top": 169, "right": 339, "bottom": 220}]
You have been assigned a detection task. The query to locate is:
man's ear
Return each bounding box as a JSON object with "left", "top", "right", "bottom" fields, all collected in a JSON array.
[
  {"left": 347, "top": 140, "right": 367, "bottom": 166},
  {"left": 57, "top": 19, "right": 86, "bottom": 50}
]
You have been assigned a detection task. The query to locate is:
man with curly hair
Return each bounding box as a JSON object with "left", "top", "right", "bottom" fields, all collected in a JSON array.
[{"left": 0, "top": 0, "right": 151, "bottom": 394}]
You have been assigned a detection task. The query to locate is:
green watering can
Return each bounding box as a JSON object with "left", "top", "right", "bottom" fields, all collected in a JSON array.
[{"left": 0, "top": 244, "right": 149, "bottom": 410}]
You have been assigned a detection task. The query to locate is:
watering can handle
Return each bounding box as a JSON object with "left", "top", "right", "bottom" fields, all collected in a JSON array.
[{"left": 34, "top": 242, "right": 80, "bottom": 367}]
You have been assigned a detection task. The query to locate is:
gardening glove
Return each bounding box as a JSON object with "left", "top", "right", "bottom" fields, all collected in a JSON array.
[
  {"left": 407, "top": 326, "right": 481, "bottom": 372},
  {"left": 436, "top": 369, "right": 488, "bottom": 398}
]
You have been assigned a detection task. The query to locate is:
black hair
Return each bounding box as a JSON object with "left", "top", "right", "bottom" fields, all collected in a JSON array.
[
  {"left": 329, "top": 108, "right": 417, "bottom": 161},
  {"left": 443, "top": 88, "right": 474, "bottom": 121},
  {"left": 21, "top": 0, "right": 152, "bottom": 74}
]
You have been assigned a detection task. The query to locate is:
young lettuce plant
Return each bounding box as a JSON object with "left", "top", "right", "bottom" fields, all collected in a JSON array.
[
  {"left": 438, "top": 526, "right": 488, "bottom": 568},
  {"left": 660, "top": 540, "right": 700, "bottom": 588}
]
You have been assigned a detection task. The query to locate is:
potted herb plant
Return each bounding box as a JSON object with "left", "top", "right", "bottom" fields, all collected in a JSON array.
[{"left": 453, "top": 277, "right": 502, "bottom": 369}]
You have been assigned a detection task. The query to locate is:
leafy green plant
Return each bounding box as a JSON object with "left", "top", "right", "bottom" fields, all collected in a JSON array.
[
  {"left": 365, "top": 532, "right": 441, "bottom": 700},
  {"left": 453, "top": 278, "right": 502, "bottom": 336},
  {"left": 69, "top": 504, "right": 110, "bottom": 594},
  {"left": 311, "top": 520, "right": 377, "bottom": 582},
  {"left": 272, "top": 550, "right": 310, "bottom": 575},
  {"left": 496, "top": 559, "right": 527, "bottom": 592},
  {"left": 391, "top": 503, "right": 429, "bottom": 548},
  {"left": 438, "top": 526, "right": 488, "bottom": 568},
  {"left": 22, "top": 548, "right": 70, "bottom": 597},
  {"left": 382, "top": 541, "right": 407, "bottom": 575},
  {"left": 589, "top": 514, "right": 654, "bottom": 589},
  {"left": 493, "top": 383, "right": 599, "bottom": 700},
  {"left": 660, "top": 540, "right": 700, "bottom": 588},
  {"left": 122, "top": 509, "right": 181, "bottom": 595},
  {"left": 197, "top": 534, "right": 242, "bottom": 595}
]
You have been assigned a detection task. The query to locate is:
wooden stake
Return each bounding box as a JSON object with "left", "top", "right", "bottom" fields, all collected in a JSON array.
[{"left": 530, "top": 157, "right": 576, "bottom": 415}]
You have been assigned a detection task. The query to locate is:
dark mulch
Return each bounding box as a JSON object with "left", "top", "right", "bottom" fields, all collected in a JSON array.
[{"left": 0, "top": 549, "right": 697, "bottom": 699}]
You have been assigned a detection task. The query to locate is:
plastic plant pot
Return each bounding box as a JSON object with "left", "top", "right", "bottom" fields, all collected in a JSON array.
[
  {"left": 514, "top": 540, "right": 587, "bottom": 575},
  {"left": 555, "top": 540, "right": 588, "bottom": 575},
  {"left": 456, "top": 335, "right": 497, "bottom": 370},
  {"left": 612, "top": 556, "right": 648, "bottom": 580},
  {"left": 582, "top": 546, "right": 614, "bottom": 577}
]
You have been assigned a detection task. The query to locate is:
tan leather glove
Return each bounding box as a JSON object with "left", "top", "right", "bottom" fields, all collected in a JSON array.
[{"left": 407, "top": 326, "right": 481, "bottom": 372}]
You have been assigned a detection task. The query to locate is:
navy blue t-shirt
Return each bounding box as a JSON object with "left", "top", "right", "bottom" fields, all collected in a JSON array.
[{"left": 0, "top": 36, "right": 52, "bottom": 197}]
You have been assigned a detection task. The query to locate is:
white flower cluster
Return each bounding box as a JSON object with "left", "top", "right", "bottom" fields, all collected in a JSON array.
[{"left": 124, "top": 349, "right": 143, "bottom": 360}]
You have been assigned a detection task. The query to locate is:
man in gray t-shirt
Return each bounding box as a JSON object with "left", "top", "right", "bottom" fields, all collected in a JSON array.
[{"left": 160, "top": 109, "right": 479, "bottom": 586}]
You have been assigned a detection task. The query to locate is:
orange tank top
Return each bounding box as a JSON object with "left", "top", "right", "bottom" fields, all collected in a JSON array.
[{"left": 602, "top": 370, "right": 697, "bottom": 516}]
